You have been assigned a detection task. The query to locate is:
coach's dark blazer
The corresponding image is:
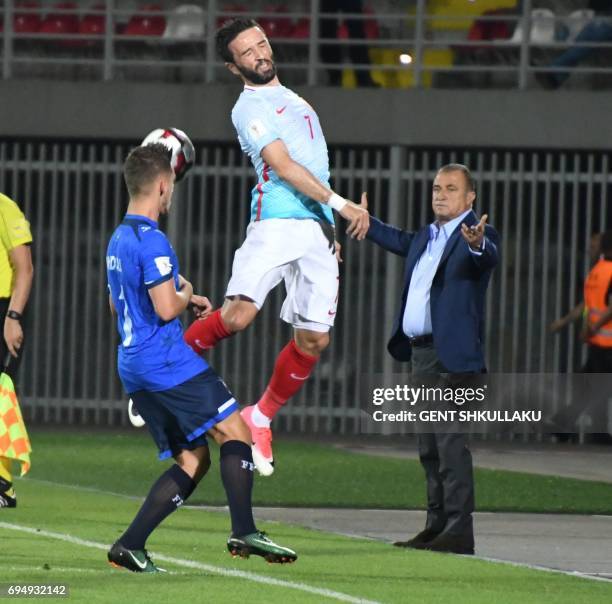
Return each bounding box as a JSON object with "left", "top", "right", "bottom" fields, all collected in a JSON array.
[{"left": 367, "top": 210, "right": 499, "bottom": 373}]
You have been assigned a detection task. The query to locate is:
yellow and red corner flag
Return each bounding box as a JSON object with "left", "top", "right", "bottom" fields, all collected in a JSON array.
[{"left": 0, "top": 372, "right": 31, "bottom": 476}]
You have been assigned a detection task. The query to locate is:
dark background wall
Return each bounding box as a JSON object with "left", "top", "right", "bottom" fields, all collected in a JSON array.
[{"left": 1, "top": 80, "right": 611, "bottom": 149}]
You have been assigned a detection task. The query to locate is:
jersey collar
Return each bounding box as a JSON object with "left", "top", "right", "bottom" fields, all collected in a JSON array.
[
  {"left": 243, "top": 83, "right": 283, "bottom": 93},
  {"left": 123, "top": 214, "right": 158, "bottom": 228}
]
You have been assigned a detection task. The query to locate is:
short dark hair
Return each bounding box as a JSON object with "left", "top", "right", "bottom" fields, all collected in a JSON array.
[
  {"left": 123, "top": 144, "right": 172, "bottom": 198},
  {"left": 437, "top": 163, "right": 476, "bottom": 193},
  {"left": 600, "top": 231, "right": 612, "bottom": 255},
  {"left": 215, "top": 18, "right": 263, "bottom": 63}
]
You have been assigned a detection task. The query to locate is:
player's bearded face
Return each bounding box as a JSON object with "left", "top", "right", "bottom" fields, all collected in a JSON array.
[{"left": 236, "top": 56, "right": 277, "bottom": 85}]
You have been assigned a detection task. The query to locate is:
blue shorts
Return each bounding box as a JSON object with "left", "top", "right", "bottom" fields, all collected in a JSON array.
[{"left": 131, "top": 368, "right": 239, "bottom": 460}]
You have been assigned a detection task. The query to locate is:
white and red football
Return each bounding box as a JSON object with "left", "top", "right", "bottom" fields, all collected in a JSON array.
[{"left": 141, "top": 127, "right": 195, "bottom": 182}]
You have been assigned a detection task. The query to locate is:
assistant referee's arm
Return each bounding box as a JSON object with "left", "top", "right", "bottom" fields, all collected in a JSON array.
[{"left": 4, "top": 243, "right": 33, "bottom": 358}]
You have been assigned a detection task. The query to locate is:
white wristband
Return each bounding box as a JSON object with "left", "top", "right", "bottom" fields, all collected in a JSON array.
[{"left": 327, "top": 192, "right": 348, "bottom": 212}]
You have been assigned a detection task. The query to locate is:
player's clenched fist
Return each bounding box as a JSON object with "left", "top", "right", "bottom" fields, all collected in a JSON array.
[{"left": 339, "top": 192, "right": 370, "bottom": 240}]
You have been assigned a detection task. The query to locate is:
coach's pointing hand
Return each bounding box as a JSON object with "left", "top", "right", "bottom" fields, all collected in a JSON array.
[
  {"left": 339, "top": 192, "right": 370, "bottom": 240},
  {"left": 461, "top": 214, "right": 488, "bottom": 250}
]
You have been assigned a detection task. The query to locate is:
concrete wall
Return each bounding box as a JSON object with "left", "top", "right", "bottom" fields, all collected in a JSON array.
[{"left": 1, "top": 79, "right": 611, "bottom": 149}]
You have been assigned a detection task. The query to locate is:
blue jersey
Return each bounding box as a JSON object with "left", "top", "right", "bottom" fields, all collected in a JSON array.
[
  {"left": 231, "top": 84, "right": 334, "bottom": 225},
  {"left": 106, "top": 214, "right": 208, "bottom": 394}
]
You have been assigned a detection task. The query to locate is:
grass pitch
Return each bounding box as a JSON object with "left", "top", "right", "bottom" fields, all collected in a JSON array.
[
  {"left": 2, "top": 479, "right": 612, "bottom": 604},
  {"left": 0, "top": 429, "right": 611, "bottom": 603},
  {"left": 22, "top": 430, "right": 612, "bottom": 514}
]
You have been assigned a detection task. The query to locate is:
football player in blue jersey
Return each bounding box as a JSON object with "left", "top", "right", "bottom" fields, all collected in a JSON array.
[
  {"left": 105, "top": 144, "right": 296, "bottom": 573},
  {"left": 185, "top": 18, "right": 370, "bottom": 477}
]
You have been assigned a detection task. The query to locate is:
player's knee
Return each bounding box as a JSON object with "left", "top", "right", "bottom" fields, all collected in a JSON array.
[
  {"left": 193, "top": 456, "right": 211, "bottom": 483},
  {"left": 210, "top": 413, "right": 251, "bottom": 446},
  {"left": 315, "top": 332, "right": 330, "bottom": 353},
  {"left": 296, "top": 332, "right": 330, "bottom": 356},
  {"left": 221, "top": 304, "right": 255, "bottom": 332},
  {"left": 176, "top": 448, "right": 211, "bottom": 483}
]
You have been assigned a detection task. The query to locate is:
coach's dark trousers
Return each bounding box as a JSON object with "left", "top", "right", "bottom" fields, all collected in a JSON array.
[{"left": 411, "top": 343, "right": 474, "bottom": 543}]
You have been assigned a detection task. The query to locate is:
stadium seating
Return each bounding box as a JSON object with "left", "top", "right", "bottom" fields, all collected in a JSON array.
[
  {"left": 38, "top": 2, "right": 79, "bottom": 46},
  {"left": 13, "top": 2, "right": 43, "bottom": 36},
  {"left": 426, "top": 0, "right": 518, "bottom": 32},
  {"left": 122, "top": 4, "right": 166, "bottom": 38},
  {"left": 257, "top": 5, "right": 294, "bottom": 39},
  {"left": 162, "top": 4, "right": 205, "bottom": 41},
  {"left": 467, "top": 9, "right": 513, "bottom": 49},
  {"left": 345, "top": 47, "right": 453, "bottom": 89},
  {"left": 565, "top": 9, "right": 595, "bottom": 42},
  {"left": 216, "top": 4, "right": 247, "bottom": 30},
  {"left": 291, "top": 18, "right": 310, "bottom": 39},
  {"left": 79, "top": 4, "right": 106, "bottom": 39},
  {"left": 336, "top": 5, "right": 379, "bottom": 41},
  {"left": 510, "top": 9, "right": 556, "bottom": 45}
]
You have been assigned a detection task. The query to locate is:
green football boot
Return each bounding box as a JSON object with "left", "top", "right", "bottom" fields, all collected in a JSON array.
[
  {"left": 107, "top": 542, "right": 166, "bottom": 573},
  {"left": 227, "top": 531, "right": 297, "bottom": 564}
]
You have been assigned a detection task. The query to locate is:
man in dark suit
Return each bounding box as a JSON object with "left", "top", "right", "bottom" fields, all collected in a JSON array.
[{"left": 364, "top": 163, "right": 499, "bottom": 555}]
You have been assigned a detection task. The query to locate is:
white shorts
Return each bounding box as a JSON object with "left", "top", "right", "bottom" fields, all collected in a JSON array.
[{"left": 226, "top": 219, "right": 339, "bottom": 332}]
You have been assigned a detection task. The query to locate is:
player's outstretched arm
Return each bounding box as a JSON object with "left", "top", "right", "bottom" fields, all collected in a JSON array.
[
  {"left": 261, "top": 140, "right": 369, "bottom": 239},
  {"left": 149, "top": 275, "right": 193, "bottom": 322}
]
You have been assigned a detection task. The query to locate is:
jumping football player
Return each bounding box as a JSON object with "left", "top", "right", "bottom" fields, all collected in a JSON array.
[
  {"left": 184, "top": 18, "right": 370, "bottom": 476},
  {"left": 105, "top": 144, "right": 296, "bottom": 572}
]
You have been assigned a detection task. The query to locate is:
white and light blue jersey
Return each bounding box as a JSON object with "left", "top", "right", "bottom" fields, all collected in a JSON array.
[
  {"left": 106, "top": 214, "right": 208, "bottom": 394},
  {"left": 231, "top": 84, "right": 334, "bottom": 225}
]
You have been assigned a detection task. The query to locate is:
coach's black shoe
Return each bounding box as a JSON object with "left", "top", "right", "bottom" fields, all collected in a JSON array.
[
  {"left": 393, "top": 528, "right": 439, "bottom": 548},
  {"left": 423, "top": 533, "right": 475, "bottom": 555},
  {"left": 0, "top": 477, "right": 16, "bottom": 508},
  {"left": 227, "top": 531, "right": 297, "bottom": 564},
  {"left": 107, "top": 542, "right": 166, "bottom": 573}
]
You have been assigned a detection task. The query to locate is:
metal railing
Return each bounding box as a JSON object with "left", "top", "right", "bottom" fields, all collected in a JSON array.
[
  {"left": 1, "top": 0, "right": 611, "bottom": 89},
  {"left": 0, "top": 139, "right": 610, "bottom": 433}
]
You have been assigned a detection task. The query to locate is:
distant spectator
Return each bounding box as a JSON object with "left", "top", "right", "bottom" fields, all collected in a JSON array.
[
  {"left": 319, "top": 0, "right": 378, "bottom": 87},
  {"left": 536, "top": 0, "right": 612, "bottom": 88},
  {"left": 549, "top": 232, "right": 601, "bottom": 334}
]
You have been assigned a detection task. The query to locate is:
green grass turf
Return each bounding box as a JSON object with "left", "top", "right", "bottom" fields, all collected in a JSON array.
[
  {"left": 2, "top": 480, "right": 611, "bottom": 604},
  {"left": 16, "top": 429, "right": 612, "bottom": 514}
]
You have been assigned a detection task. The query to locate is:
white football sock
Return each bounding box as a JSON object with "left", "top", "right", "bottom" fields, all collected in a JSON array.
[{"left": 252, "top": 404, "right": 272, "bottom": 428}]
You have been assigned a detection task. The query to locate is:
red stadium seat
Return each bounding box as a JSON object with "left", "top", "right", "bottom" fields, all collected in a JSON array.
[
  {"left": 13, "top": 2, "right": 43, "bottom": 35},
  {"left": 291, "top": 18, "right": 310, "bottom": 39},
  {"left": 216, "top": 4, "right": 247, "bottom": 30},
  {"left": 38, "top": 2, "right": 79, "bottom": 37},
  {"left": 123, "top": 4, "right": 166, "bottom": 38},
  {"left": 79, "top": 4, "right": 106, "bottom": 37},
  {"left": 258, "top": 5, "right": 294, "bottom": 39},
  {"left": 335, "top": 7, "right": 379, "bottom": 42},
  {"left": 364, "top": 6, "right": 380, "bottom": 40},
  {"left": 468, "top": 9, "right": 512, "bottom": 46}
]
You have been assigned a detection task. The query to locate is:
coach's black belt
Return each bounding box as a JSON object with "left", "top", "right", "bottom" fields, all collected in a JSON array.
[{"left": 408, "top": 334, "right": 433, "bottom": 347}]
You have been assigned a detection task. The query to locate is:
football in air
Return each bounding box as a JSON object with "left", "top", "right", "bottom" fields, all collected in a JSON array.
[{"left": 141, "top": 127, "right": 195, "bottom": 182}]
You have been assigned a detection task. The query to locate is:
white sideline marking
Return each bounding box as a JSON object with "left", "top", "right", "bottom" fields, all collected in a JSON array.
[
  {"left": 4, "top": 565, "right": 192, "bottom": 576},
  {"left": 17, "top": 479, "right": 611, "bottom": 583},
  {"left": 474, "top": 555, "right": 612, "bottom": 583},
  {"left": 0, "top": 522, "right": 381, "bottom": 604},
  {"left": 5, "top": 565, "right": 102, "bottom": 574}
]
